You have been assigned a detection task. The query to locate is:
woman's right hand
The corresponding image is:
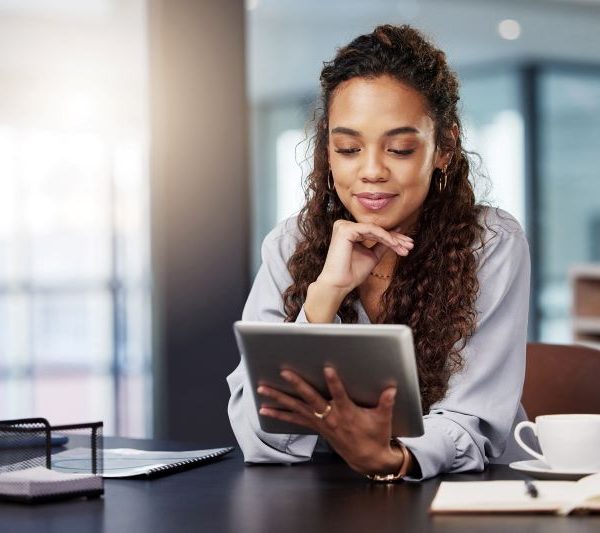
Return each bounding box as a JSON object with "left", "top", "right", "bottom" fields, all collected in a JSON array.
[{"left": 304, "top": 220, "right": 414, "bottom": 322}]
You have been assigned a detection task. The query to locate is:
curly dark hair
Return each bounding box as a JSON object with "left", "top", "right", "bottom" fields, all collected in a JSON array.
[{"left": 282, "top": 24, "right": 487, "bottom": 413}]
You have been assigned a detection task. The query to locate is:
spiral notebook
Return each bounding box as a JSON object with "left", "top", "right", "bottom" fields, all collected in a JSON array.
[{"left": 51, "top": 447, "right": 234, "bottom": 478}]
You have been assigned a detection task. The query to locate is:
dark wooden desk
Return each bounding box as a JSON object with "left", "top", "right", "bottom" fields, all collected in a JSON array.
[{"left": 1, "top": 437, "right": 598, "bottom": 533}]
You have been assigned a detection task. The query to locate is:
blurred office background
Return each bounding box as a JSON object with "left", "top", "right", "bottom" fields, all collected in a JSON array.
[
  {"left": 0, "top": 0, "right": 598, "bottom": 441},
  {"left": 0, "top": 0, "right": 152, "bottom": 436}
]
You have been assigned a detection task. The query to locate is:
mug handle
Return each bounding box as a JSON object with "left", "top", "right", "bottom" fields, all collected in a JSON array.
[{"left": 514, "top": 421, "right": 546, "bottom": 462}]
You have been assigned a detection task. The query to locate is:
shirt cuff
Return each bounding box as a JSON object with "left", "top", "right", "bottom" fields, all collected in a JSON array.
[
  {"left": 397, "top": 416, "right": 464, "bottom": 481},
  {"left": 240, "top": 374, "right": 318, "bottom": 462}
]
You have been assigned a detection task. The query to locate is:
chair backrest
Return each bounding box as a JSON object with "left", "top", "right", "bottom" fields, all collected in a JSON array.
[{"left": 522, "top": 343, "right": 600, "bottom": 420}]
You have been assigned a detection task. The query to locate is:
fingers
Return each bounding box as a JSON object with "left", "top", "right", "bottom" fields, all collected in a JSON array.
[
  {"left": 323, "top": 366, "right": 352, "bottom": 409},
  {"left": 371, "top": 239, "right": 411, "bottom": 259},
  {"left": 391, "top": 230, "right": 414, "bottom": 245},
  {"left": 364, "top": 232, "right": 412, "bottom": 257},
  {"left": 334, "top": 220, "right": 414, "bottom": 256},
  {"left": 389, "top": 232, "right": 414, "bottom": 256},
  {"left": 357, "top": 231, "right": 412, "bottom": 257},
  {"left": 259, "top": 372, "right": 399, "bottom": 455},
  {"left": 279, "top": 370, "right": 330, "bottom": 414},
  {"left": 259, "top": 406, "right": 315, "bottom": 430},
  {"left": 357, "top": 222, "right": 414, "bottom": 246},
  {"left": 376, "top": 387, "right": 397, "bottom": 424},
  {"left": 257, "top": 384, "right": 314, "bottom": 419}
]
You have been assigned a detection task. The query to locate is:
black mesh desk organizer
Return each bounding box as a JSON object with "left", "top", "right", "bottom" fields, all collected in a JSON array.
[{"left": 0, "top": 417, "right": 103, "bottom": 503}]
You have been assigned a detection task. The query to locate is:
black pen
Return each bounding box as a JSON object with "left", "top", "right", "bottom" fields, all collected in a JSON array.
[{"left": 524, "top": 479, "right": 538, "bottom": 498}]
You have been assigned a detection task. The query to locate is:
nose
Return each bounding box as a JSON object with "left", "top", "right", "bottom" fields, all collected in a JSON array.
[{"left": 360, "top": 148, "right": 389, "bottom": 183}]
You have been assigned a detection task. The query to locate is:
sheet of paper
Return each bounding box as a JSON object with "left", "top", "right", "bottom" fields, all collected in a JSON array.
[
  {"left": 51, "top": 447, "right": 230, "bottom": 478},
  {"left": 0, "top": 466, "right": 102, "bottom": 498},
  {"left": 0, "top": 465, "right": 96, "bottom": 483}
]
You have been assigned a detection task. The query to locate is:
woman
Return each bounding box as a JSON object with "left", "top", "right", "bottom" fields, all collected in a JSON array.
[{"left": 227, "top": 24, "right": 530, "bottom": 481}]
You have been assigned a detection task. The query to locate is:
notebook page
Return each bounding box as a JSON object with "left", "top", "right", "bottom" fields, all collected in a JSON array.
[
  {"left": 0, "top": 466, "right": 96, "bottom": 483},
  {"left": 431, "top": 481, "right": 577, "bottom": 513},
  {"left": 51, "top": 447, "right": 231, "bottom": 478},
  {"left": 0, "top": 466, "right": 101, "bottom": 498}
]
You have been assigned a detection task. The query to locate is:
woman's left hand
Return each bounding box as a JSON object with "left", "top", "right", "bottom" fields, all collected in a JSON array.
[{"left": 257, "top": 367, "right": 404, "bottom": 476}]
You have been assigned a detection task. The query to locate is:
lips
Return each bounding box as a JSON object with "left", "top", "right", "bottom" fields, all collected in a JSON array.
[{"left": 354, "top": 192, "right": 398, "bottom": 211}]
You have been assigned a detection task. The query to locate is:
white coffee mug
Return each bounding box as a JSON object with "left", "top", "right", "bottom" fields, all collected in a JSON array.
[{"left": 514, "top": 414, "right": 600, "bottom": 471}]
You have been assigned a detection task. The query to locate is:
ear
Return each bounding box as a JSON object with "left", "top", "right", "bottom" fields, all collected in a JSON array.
[{"left": 435, "top": 123, "right": 459, "bottom": 169}]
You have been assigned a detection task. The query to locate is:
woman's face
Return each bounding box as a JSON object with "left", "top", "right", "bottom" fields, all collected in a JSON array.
[{"left": 328, "top": 75, "right": 448, "bottom": 232}]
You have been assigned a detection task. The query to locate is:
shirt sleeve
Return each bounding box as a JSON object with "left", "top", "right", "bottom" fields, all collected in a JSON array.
[
  {"left": 226, "top": 220, "right": 340, "bottom": 463},
  {"left": 398, "top": 226, "right": 531, "bottom": 481}
]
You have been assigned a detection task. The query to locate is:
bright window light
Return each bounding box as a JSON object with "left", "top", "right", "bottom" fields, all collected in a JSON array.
[
  {"left": 464, "top": 109, "right": 526, "bottom": 230},
  {"left": 276, "top": 129, "right": 307, "bottom": 222}
]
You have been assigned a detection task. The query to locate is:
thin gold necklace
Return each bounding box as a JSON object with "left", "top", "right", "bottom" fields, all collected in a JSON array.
[{"left": 370, "top": 270, "right": 392, "bottom": 280}]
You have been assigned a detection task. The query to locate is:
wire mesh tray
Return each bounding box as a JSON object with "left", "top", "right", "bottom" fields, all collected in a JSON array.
[{"left": 0, "top": 417, "right": 103, "bottom": 503}]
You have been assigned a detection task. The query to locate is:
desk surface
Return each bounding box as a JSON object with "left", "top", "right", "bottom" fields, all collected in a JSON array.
[{"left": 0, "top": 436, "right": 598, "bottom": 533}]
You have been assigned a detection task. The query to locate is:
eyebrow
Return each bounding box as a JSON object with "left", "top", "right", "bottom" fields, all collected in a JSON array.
[{"left": 330, "top": 126, "right": 420, "bottom": 137}]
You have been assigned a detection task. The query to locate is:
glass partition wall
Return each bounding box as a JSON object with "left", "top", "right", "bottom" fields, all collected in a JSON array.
[{"left": 538, "top": 67, "right": 600, "bottom": 344}]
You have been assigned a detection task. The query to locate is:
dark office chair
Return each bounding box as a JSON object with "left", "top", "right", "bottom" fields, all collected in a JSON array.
[{"left": 522, "top": 342, "right": 600, "bottom": 420}]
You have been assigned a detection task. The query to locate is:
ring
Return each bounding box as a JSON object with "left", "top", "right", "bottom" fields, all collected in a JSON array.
[{"left": 313, "top": 403, "right": 332, "bottom": 420}]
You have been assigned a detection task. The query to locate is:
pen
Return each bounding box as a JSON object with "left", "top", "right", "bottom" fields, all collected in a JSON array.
[{"left": 524, "top": 479, "right": 538, "bottom": 498}]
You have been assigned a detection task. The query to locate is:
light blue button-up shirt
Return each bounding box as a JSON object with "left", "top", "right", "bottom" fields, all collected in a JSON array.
[{"left": 227, "top": 207, "right": 532, "bottom": 480}]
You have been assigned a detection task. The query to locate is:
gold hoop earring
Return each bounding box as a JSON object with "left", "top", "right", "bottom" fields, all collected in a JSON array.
[
  {"left": 327, "top": 170, "right": 334, "bottom": 191},
  {"left": 438, "top": 167, "right": 448, "bottom": 193}
]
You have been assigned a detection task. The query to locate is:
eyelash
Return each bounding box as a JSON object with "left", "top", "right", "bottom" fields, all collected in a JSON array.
[{"left": 334, "top": 148, "right": 415, "bottom": 156}]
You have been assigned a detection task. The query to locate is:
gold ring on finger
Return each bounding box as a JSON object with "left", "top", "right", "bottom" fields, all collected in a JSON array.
[{"left": 313, "top": 403, "right": 332, "bottom": 420}]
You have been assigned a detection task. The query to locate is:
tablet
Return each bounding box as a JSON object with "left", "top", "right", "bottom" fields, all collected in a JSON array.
[{"left": 233, "top": 321, "right": 424, "bottom": 437}]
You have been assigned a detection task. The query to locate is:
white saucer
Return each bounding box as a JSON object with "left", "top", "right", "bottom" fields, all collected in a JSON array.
[{"left": 509, "top": 459, "right": 598, "bottom": 480}]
